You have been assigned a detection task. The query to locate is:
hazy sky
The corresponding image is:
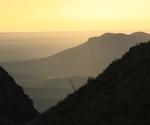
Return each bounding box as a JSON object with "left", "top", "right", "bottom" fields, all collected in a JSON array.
[{"left": 1, "top": 0, "right": 150, "bottom": 32}]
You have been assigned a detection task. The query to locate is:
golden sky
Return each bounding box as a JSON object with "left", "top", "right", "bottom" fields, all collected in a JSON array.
[{"left": 1, "top": 0, "right": 150, "bottom": 32}]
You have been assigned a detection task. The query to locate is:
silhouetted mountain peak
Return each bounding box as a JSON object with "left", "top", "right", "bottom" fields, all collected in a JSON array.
[
  {"left": 87, "top": 33, "right": 128, "bottom": 42},
  {"left": 2, "top": 32, "right": 150, "bottom": 80},
  {"left": 101, "top": 32, "right": 127, "bottom": 38},
  {"left": 130, "top": 31, "right": 150, "bottom": 36},
  {"left": 83, "top": 32, "right": 150, "bottom": 49}
]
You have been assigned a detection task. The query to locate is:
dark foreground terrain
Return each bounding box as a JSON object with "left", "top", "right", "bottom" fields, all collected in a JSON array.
[
  {"left": 1, "top": 41, "right": 150, "bottom": 125},
  {"left": 31, "top": 41, "right": 150, "bottom": 125},
  {"left": 0, "top": 67, "right": 38, "bottom": 125},
  {"left": 2, "top": 32, "right": 150, "bottom": 112}
]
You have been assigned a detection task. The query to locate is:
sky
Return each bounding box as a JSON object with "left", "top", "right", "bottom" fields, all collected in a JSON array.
[{"left": 1, "top": 0, "right": 150, "bottom": 32}]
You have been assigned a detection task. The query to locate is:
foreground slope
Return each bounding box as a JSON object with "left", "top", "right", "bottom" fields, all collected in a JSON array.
[
  {"left": 0, "top": 67, "right": 38, "bottom": 125},
  {"left": 32, "top": 41, "right": 150, "bottom": 125},
  {"left": 2, "top": 32, "right": 150, "bottom": 112}
]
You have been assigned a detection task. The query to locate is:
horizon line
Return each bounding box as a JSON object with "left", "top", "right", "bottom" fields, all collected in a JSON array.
[{"left": 0, "top": 30, "right": 150, "bottom": 34}]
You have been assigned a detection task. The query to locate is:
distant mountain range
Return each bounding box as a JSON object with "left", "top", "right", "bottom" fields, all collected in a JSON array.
[
  {"left": 1, "top": 33, "right": 150, "bottom": 125},
  {"left": 1, "top": 31, "right": 150, "bottom": 112},
  {"left": 31, "top": 41, "right": 150, "bottom": 125},
  {"left": 2, "top": 32, "right": 150, "bottom": 78}
]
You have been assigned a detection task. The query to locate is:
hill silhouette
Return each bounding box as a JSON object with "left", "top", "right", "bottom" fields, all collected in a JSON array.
[
  {"left": 31, "top": 41, "right": 150, "bottom": 125},
  {"left": 0, "top": 66, "right": 38, "bottom": 125},
  {"left": 2, "top": 31, "right": 150, "bottom": 112},
  {"left": 2, "top": 32, "right": 150, "bottom": 78}
]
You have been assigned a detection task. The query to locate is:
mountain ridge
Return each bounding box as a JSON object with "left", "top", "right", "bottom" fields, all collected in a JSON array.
[
  {"left": 2, "top": 32, "right": 150, "bottom": 63},
  {"left": 1, "top": 31, "right": 150, "bottom": 112},
  {"left": 31, "top": 41, "right": 150, "bottom": 125}
]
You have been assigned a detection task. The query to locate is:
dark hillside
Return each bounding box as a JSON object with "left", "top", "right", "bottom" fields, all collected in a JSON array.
[
  {"left": 2, "top": 32, "right": 150, "bottom": 112},
  {"left": 0, "top": 67, "right": 38, "bottom": 125},
  {"left": 31, "top": 41, "right": 150, "bottom": 125}
]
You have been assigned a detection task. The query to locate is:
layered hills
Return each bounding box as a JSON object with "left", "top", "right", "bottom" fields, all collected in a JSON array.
[
  {"left": 31, "top": 41, "right": 150, "bottom": 125},
  {"left": 1, "top": 32, "right": 150, "bottom": 112},
  {"left": 2, "top": 32, "right": 150, "bottom": 78}
]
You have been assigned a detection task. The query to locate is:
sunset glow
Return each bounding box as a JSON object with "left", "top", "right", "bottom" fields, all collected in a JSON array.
[{"left": 1, "top": 0, "right": 150, "bottom": 32}]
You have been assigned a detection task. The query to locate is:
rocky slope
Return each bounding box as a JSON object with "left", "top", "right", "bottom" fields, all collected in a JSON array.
[
  {"left": 0, "top": 66, "right": 38, "bottom": 125},
  {"left": 31, "top": 41, "right": 150, "bottom": 125}
]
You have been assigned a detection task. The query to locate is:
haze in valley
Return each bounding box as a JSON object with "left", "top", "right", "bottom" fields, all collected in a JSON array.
[{"left": 1, "top": 0, "right": 150, "bottom": 113}]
